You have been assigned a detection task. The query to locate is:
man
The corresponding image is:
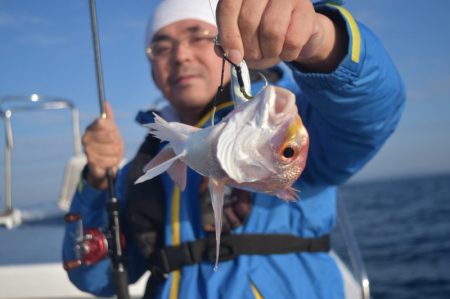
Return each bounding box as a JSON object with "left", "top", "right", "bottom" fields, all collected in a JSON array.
[{"left": 63, "top": 0, "right": 405, "bottom": 298}]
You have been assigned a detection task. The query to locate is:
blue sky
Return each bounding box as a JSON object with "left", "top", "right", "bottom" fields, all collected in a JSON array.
[{"left": 1, "top": 0, "right": 449, "bottom": 204}]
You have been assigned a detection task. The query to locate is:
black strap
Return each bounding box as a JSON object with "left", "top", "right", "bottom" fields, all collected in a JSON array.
[
  {"left": 125, "top": 132, "right": 166, "bottom": 259},
  {"left": 150, "top": 234, "right": 330, "bottom": 280}
]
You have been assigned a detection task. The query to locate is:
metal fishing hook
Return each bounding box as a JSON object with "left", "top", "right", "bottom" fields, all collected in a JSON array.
[{"left": 213, "top": 38, "right": 254, "bottom": 100}]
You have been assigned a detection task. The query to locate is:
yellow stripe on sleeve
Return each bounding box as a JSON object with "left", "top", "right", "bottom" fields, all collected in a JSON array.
[{"left": 328, "top": 4, "right": 361, "bottom": 63}]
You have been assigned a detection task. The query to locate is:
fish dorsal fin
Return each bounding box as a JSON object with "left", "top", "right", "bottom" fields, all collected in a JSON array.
[{"left": 144, "top": 113, "right": 200, "bottom": 150}]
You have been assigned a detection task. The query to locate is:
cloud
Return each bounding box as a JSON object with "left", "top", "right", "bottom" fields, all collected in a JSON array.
[
  {"left": 15, "top": 32, "right": 66, "bottom": 47},
  {"left": 0, "top": 11, "right": 65, "bottom": 47},
  {"left": 406, "top": 89, "right": 424, "bottom": 102},
  {"left": 406, "top": 74, "right": 450, "bottom": 102},
  {"left": 430, "top": 75, "right": 450, "bottom": 92},
  {"left": 0, "top": 11, "right": 46, "bottom": 28}
]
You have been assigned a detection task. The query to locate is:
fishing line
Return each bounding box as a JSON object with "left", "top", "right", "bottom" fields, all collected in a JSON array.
[
  {"left": 214, "top": 39, "right": 254, "bottom": 99},
  {"left": 209, "top": 0, "right": 252, "bottom": 125},
  {"left": 211, "top": 55, "right": 226, "bottom": 127},
  {"left": 208, "top": 0, "right": 216, "bottom": 21},
  {"left": 209, "top": 0, "right": 219, "bottom": 126}
]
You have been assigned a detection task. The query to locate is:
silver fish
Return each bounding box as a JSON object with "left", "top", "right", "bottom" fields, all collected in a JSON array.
[{"left": 135, "top": 64, "right": 309, "bottom": 270}]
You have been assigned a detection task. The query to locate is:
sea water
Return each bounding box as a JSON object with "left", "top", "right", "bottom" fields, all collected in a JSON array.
[{"left": 333, "top": 173, "right": 450, "bottom": 299}]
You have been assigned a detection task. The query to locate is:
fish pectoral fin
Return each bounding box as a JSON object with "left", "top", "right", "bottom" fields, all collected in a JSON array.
[
  {"left": 208, "top": 178, "right": 225, "bottom": 271},
  {"left": 135, "top": 148, "right": 187, "bottom": 184},
  {"left": 275, "top": 186, "right": 300, "bottom": 202}
]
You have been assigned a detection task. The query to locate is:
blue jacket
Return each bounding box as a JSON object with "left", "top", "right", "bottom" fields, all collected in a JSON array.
[{"left": 63, "top": 4, "right": 405, "bottom": 299}]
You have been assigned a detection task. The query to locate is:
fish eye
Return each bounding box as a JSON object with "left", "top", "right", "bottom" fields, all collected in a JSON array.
[
  {"left": 283, "top": 147, "right": 295, "bottom": 158},
  {"left": 279, "top": 143, "right": 299, "bottom": 164}
]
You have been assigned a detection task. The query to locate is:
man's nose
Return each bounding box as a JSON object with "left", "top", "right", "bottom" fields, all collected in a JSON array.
[{"left": 172, "top": 40, "right": 194, "bottom": 63}]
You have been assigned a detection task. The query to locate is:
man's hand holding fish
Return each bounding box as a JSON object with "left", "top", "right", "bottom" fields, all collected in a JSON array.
[{"left": 216, "top": 0, "right": 346, "bottom": 71}]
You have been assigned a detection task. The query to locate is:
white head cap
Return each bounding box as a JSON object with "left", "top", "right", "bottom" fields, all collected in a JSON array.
[{"left": 146, "top": 0, "right": 218, "bottom": 45}]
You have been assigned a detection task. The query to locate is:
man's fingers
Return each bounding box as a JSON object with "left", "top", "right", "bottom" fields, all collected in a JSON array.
[
  {"left": 83, "top": 129, "right": 120, "bottom": 144},
  {"left": 88, "top": 151, "right": 123, "bottom": 168},
  {"left": 258, "top": 0, "right": 291, "bottom": 60},
  {"left": 238, "top": 0, "right": 267, "bottom": 60},
  {"left": 281, "top": 0, "right": 316, "bottom": 61},
  {"left": 104, "top": 101, "right": 115, "bottom": 121},
  {"left": 216, "top": 0, "right": 244, "bottom": 64},
  {"left": 85, "top": 113, "right": 118, "bottom": 138},
  {"left": 279, "top": 8, "right": 309, "bottom": 61},
  {"left": 296, "top": 14, "right": 327, "bottom": 62},
  {"left": 85, "top": 141, "right": 123, "bottom": 157},
  {"left": 86, "top": 146, "right": 124, "bottom": 181},
  {"left": 82, "top": 102, "right": 123, "bottom": 186},
  {"left": 217, "top": 0, "right": 324, "bottom": 67}
]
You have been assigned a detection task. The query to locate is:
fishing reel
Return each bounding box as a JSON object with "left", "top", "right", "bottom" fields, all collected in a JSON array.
[{"left": 63, "top": 213, "right": 125, "bottom": 271}]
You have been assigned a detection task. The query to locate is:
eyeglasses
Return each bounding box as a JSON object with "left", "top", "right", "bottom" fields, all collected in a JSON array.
[{"left": 146, "top": 29, "right": 217, "bottom": 61}]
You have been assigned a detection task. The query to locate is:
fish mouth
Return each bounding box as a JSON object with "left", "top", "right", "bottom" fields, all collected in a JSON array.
[{"left": 267, "top": 86, "right": 296, "bottom": 124}]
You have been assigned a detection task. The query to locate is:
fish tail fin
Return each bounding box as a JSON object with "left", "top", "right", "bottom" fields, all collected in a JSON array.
[{"left": 135, "top": 147, "right": 187, "bottom": 190}]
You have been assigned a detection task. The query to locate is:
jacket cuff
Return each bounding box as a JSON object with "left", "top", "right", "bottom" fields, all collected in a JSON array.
[{"left": 74, "top": 165, "right": 109, "bottom": 210}]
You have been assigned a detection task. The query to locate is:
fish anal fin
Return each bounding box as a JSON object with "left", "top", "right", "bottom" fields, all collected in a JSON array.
[{"left": 208, "top": 178, "right": 225, "bottom": 271}]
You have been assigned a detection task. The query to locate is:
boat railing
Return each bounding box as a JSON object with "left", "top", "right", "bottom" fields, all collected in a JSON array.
[
  {"left": 0, "top": 94, "right": 84, "bottom": 229},
  {"left": 336, "top": 194, "right": 371, "bottom": 299}
]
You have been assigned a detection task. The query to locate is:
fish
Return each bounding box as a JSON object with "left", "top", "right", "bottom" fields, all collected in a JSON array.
[{"left": 135, "top": 62, "right": 309, "bottom": 270}]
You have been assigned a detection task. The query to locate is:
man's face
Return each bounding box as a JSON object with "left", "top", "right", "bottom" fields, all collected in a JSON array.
[{"left": 149, "top": 20, "right": 230, "bottom": 121}]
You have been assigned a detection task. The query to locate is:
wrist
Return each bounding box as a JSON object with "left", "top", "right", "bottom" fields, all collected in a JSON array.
[
  {"left": 83, "top": 165, "right": 109, "bottom": 190},
  {"left": 294, "top": 10, "right": 348, "bottom": 73}
]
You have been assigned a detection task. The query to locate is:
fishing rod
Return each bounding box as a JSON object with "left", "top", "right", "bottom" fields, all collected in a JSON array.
[{"left": 88, "top": 0, "right": 130, "bottom": 298}]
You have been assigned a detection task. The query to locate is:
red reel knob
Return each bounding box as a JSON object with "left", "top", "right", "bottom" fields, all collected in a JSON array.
[
  {"left": 64, "top": 213, "right": 81, "bottom": 223},
  {"left": 80, "top": 228, "right": 108, "bottom": 265}
]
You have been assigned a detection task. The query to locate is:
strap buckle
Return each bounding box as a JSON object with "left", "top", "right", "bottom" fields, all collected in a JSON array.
[
  {"left": 150, "top": 242, "right": 197, "bottom": 281},
  {"left": 150, "top": 249, "right": 171, "bottom": 281},
  {"left": 206, "top": 237, "right": 236, "bottom": 263}
]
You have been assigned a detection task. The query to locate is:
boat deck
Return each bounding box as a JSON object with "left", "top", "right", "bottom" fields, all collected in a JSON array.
[{"left": 0, "top": 205, "right": 148, "bottom": 299}]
